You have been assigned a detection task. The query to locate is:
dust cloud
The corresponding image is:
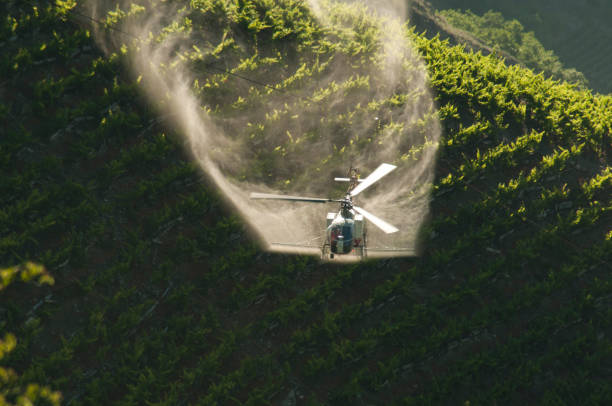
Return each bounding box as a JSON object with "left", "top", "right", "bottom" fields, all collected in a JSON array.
[{"left": 86, "top": 0, "right": 440, "bottom": 260}]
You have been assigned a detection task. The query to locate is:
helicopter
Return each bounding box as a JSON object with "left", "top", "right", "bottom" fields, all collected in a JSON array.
[{"left": 250, "top": 163, "right": 399, "bottom": 260}]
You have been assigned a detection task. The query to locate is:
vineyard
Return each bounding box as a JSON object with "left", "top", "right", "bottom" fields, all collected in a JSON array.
[
  {"left": 429, "top": 0, "right": 612, "bottom": 94},
  {"left": 437, "top": 9, "right": 588, "bottom": 89},
  {"left": 1, "top": 0, "right": 611, "bottom": 405}
]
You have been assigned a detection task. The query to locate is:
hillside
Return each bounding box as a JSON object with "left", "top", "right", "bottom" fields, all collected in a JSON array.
[
  {"left": 1, "top": 0, "right": 611, "bottom": 405},
  {"left": 429, "top": 0, "right": 612, "bottom": 94},
  {"left": 406, "top": 0, "right": 522, "bottom": 66},
  {"left": 436, "top": 9, "right": 588, "bottom": 89}
]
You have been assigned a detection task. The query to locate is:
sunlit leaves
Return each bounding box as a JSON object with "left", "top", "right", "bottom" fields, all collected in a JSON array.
[{"left": 0, "top": 262, "right": 54, "bottom": 291}]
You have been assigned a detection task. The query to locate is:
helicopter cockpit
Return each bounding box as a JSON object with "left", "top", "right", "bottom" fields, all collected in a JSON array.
[{"left": 330, "top": 223, "right": 353, "bottom": 254}]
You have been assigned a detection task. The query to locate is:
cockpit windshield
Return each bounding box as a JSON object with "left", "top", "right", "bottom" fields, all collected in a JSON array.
[
  {"left": 342, "top": 224, "right": 352, "bottom": 241},
  {"left": 330, "top": 222, "right": 353, "bottom": 254}
]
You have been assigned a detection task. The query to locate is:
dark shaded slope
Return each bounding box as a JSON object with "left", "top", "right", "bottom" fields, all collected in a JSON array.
[
  {"left": 409, "top": 0, "right": 520, "bottom": 66},
  {"left": 428, "top": 0, "right": 612, "bottom": 93}
]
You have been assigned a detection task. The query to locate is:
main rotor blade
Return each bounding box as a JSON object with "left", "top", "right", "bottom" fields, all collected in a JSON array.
[
  {"left": 334, "top": 177, "right": 364, "bottom": 182},
  {"left": 350, "top": 163, "right": 396, "bottom": 196},
  {"left": 250, "top": 192, "right": 338, "bottom": 203},
  {"left": 354, "top": 206, "right": 399, "bottom": 234}
]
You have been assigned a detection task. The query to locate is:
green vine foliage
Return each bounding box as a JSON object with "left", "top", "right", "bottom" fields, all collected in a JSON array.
[
  {"left": 438, "top": 9, "right": 588, "bottom": 88},
  {"left": 0, "top": 263, "right": 60, "bottom": 406}
]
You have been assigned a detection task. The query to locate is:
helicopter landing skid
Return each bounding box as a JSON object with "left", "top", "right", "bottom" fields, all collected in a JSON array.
[{"left": 321, "top": 240, "right": 365, "bottom": 261}]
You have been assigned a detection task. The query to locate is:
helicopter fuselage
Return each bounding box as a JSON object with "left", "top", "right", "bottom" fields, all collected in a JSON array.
[{"left": 326, "top": 208, "right": 365, "bottom": 256}]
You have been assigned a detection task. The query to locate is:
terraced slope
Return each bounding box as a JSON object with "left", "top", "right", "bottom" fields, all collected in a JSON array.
[
  {"left": 1, "top": 0, "right": 611, "bottom": 405},
  {"left": 408, "top": 0, "right": 521, "bottom": 67},
  {"left": 436, "top": 9, "right": 588, "bottom": 89},
  {"left": 429, "top": 0, "right": 612, "bottom": 93}
]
